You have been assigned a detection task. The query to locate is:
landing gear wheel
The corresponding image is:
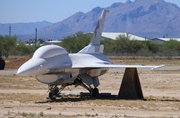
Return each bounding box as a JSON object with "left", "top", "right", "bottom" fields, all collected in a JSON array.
[
  {"left": 47, "top": 86, "right": 59, "bottom": 102},
  {"left": 92, "top": 88, "right": 99, "bottom": 97},
  {"left": 47, "top": 92, "right": 56, "bottom": 102}
]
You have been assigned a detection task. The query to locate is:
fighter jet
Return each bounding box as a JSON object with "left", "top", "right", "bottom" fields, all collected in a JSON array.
[{"left": 17, "top": 10, "right": 163, "bottom": 100}]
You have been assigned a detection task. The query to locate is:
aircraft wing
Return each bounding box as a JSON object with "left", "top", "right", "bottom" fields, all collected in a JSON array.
[{"left": 72, "top": 63, "right": 164, "bottom": 70}]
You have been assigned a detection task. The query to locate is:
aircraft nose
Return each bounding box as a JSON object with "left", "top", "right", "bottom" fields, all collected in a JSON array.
[{"left": 17, "top": 58, "right": 46, "bottom": 76}]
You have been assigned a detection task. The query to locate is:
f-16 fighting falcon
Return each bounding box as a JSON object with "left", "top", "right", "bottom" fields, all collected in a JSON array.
[{"left": 17, "top": 10, "right": 163, "bottom": 101}]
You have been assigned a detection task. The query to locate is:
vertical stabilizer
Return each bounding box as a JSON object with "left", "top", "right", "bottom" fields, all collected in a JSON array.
[{"left": 79, "top": 10, "right": 109, "bottom": 53}]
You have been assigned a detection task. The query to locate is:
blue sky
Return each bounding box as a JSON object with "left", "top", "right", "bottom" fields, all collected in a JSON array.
[{"left": 0, "top": 0, "right": 180, "bottom": 23}]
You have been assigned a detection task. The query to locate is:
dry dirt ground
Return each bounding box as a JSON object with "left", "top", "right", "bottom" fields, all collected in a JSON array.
[{"left": 0, "top": 56, "right": 180, "bottom": 118}]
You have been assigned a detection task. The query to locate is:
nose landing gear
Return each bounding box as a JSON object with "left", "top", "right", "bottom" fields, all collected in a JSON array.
[{"left": 47, "top": 85, "right": 66, "bottom": 102}]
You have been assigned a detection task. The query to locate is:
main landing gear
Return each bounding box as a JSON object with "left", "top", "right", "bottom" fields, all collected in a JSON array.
[
  {"left": 47, "top": 76, "right": 99, "bottom": 101},
  {"left": 73, "top": 77, "right": 99, "bottom": 96}
]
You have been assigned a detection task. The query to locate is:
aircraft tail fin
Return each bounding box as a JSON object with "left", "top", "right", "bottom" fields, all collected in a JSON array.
[{"left": 78, "top": 10, "right": 109, "bottom": 54}]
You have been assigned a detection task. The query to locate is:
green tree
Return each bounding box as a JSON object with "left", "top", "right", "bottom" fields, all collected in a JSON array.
[
  {"left": 0, "top": 35, "right": 16, "bottom": 58},
  {"left": 112, "top": 34, "right": 150, "bottom": 56},
  {"left": 14, "top": 41, "right": 39, "bottom": 56},
  {"left": 145, "top": 41, "right": 159, "bottom": 54},
  {"left": 114, "top": 34, "right": 132, "bottom": 55},
  {"left": 101, "top": 38, "right": 115, "bottom": 54},
  {"left": 162, "top": 39, "right": 180, "bottom": 56},
  {"left": 0, "top": 35, "right": 3, "bottom": 56},
  {"left": 129, "top": 40, "right": 148, "bottom": 55},
  {"left": 60, "top": 32, "right": 91, "bottom": 52}
]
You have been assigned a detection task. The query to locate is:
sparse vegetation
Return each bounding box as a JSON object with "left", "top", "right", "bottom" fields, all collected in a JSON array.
[
  {"left": 0, "top": 93, "right": 47, "bottom": 103},
  {"left": 1, "top": 33, "right": 180, "bottom": 58},
  {"left": 39, "top": 111, "right": 44, "bottom": 116}
]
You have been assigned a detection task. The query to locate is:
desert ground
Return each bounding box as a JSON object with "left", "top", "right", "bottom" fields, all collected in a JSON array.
[{"left": 0, "top": 56, "right": 180, "bottom": 118}]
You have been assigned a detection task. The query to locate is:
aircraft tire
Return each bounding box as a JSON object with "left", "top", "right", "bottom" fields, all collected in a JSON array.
[
  {"left": 48, "top": 92, "right": 56, "bottom": 101},
  {"left": 92, "top": 88, "right": 99, "bottom": 96}
]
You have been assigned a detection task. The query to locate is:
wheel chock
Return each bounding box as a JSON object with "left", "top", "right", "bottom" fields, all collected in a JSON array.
[{"left": 118, "top": 68, "right": 144, "bottom": 100}]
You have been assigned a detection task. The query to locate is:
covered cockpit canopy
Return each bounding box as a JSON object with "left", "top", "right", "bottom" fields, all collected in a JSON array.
[{"left": 33, "top": 45, "right": 68, "bottom": 59}]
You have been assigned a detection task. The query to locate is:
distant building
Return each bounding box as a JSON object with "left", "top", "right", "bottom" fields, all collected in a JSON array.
[
  {"left": 44, "top": 40, "right": 62, "bottom": 45},
  {"left": 101, "top": 32, "right": 147, "bottom": 41},
  {"left": 150, "top": 38, "right": 180, "bottom": 44}
]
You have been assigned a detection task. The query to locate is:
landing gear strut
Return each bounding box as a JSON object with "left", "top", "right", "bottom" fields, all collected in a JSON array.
[
  {"left": 46, "top": 76, "right": 100, "bottom": 101},
  {"left": 74, "top": 77, "right": 100, "bottom": 97},
  {"left": 48, "top": 86, "right": 58, "bottom": 100}
]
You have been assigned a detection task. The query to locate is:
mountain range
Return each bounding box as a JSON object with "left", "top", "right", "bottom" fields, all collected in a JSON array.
[
  {"left": 0, "top": 21, "right": 52, "bottom": 36},
  {"left": 1, "top": 0, "right": 180, "bottom": 40}
]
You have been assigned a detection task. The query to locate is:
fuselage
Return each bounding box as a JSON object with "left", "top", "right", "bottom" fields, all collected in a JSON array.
[
  {"left": 35, "top": 53, "right": 110, "bottom": 85},
  {"left": 17, "top": 45, "right": 110, "bottom": 85}
]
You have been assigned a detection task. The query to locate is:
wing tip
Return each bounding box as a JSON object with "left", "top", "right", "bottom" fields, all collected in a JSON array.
[{"left": 152, "top": 65, "right": 165, "bottom": 70}]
